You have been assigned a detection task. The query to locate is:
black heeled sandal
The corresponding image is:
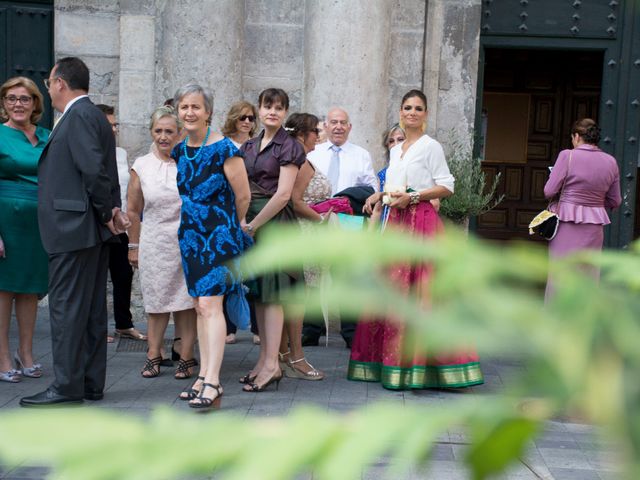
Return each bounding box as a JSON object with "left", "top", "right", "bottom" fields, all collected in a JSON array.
[
  {"left": 179, "top": 376, "right": 204, "bottom": 401},
  {"left": 242, "top": 371, "right": 283, "bottom": 392},
  {"left": 189, "top": 383, "right": 223, "bottom": 412},
  {"left": 141, "top": 356, "right": 162, "bottom": 378},
  {"left": 175, "top": 358, "right": 198, "bottom": 379},
  {"left": 238, "top": 372, "right": 257, "bottom": 384},
  {"left": 171, "top": 337, "right": 181, "bottom": 361}
]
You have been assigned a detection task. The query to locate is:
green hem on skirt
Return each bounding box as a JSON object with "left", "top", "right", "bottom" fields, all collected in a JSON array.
[{"left": 347, "top": 360, "right": 484, "bottom": 390}]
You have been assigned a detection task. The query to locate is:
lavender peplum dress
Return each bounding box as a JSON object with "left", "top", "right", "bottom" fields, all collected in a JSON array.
[{"left": 543, "top": 145, "right": 621, "bottom": 297}]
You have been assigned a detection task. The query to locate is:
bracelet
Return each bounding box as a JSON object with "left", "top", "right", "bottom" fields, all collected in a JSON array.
[
  {"left": 409, "top": 191, "right": 421, "bottom": 205},
  {"left": 245, "top": 225, "right": 254, "bottom": 233},
  {"left": 128, "top": 243, "right": 139, "bottom": 250}
]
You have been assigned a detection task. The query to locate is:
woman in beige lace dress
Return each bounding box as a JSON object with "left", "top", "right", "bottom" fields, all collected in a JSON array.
[
  {"left": 127, "top": 106, "right": 197, "bottom": 379},
  {"left": 277, "top": 113, "right": 330, "bottom": 381}
]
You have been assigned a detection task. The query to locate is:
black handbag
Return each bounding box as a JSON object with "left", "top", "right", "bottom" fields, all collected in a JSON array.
[{"left": 529, "top": 152, "right": 572, "bottom": 241}]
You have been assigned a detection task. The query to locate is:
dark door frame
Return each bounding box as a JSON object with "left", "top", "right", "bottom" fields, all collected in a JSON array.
[{"left": 475, "top": 22, "right": 640, "bottom": 248}]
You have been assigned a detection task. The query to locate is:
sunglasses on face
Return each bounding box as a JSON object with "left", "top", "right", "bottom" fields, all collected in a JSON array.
[
  {"left": 311, "top": 128, "right": 320, "bottom": 135},
  {"left": 239, "top": 115, "right": 255, "bottom": 122}
]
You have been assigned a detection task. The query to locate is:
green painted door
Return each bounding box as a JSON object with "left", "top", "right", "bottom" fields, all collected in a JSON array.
[
  {"left": 477, "top": 0, "right": 640, "bottom": 248},
  {"left": 0, "top": 0, "right": 53, "bottom": 127}
]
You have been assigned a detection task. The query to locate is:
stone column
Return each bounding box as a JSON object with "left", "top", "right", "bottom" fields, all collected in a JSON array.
[
  {"left": 54, "top": 0, "right": 120, "bottom": 107},
  {"left": 118, "top": 1, "right": 158, "bottom": 160},
  {"left": 155, "top": 0, "right": 245, "bottom": 131},
  {"left": 302, "top": 0, "right": 392, "bottom": 165},
  {"left": 423, "top": 0, "right": 482, "bottom": 140}
]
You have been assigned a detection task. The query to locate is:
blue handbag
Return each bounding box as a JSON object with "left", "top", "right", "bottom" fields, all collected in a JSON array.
[{"left": 225, "top": 283, "right": 251, "bottom": 330}]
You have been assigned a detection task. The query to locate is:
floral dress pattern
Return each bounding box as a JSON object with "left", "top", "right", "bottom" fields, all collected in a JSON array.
[{"left": 173, "top": 138, "right": 248, "bottom": 297}]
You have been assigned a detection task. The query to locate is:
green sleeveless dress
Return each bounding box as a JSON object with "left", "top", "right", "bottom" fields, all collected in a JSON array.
[{"left": 0, "top": 123, "right": 50, "bottom": 294}]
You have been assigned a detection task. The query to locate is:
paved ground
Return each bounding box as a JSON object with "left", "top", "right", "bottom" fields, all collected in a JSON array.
[{"left": 0, "top": 302, "right": 621, "bottom": 480}]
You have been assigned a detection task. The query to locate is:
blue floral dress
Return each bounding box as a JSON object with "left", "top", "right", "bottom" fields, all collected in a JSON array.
[{"left": 173, "top": 138, "right": 249, "bottom": 297}]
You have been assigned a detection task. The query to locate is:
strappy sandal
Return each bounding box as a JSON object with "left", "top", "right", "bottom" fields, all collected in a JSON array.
[
  {"left": 278, "top": 350, "right": 290, "bottom": 371},
  {"left": 179, "top": 376, "right": 204, "bottom": 401},
  {"left": 115, "top": 328, "right": 148, "bottom": 341},
  {"left": 242, "top": 371, "right": 283, "bottom": 392},
  {"left": 141, "top": 356, "right": 162, "bottom": 378},
  {"left": 14, "top": 350, "right": 43, "bottom": 378},
  {"left": 175, "top": 358, "right": 197, "bottom": 379},
  {"left": 285, "top": 357, "right": 324, "bottom": 381},
  {"left": 0, "top": 369, "right": 21, "bottom": 383},
  {"left": 238, "top": 372, "right": 257, "bottom": 384},
  {"left": 189, "top": 383, "right": 223, "bottom": 412}
]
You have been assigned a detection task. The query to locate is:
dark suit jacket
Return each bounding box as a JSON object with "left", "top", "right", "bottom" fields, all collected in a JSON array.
[{"left": 38, "top": 97, "right": 121, "bottom": 254}]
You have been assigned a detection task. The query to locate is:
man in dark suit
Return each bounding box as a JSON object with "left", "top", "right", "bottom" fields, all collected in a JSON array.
[{"left": 20, "top": 57, "right": 129, "bottom": 407}]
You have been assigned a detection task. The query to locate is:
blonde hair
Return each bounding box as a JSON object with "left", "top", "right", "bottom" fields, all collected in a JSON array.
[
  {"left": 221, "top": 101, "right": 258, "bottom": 137},
  {"left": 149, "top": 105, "right": 182, "bottom": 131},
  {"left": 0, "top": 76, "right": 44, "bottom": 124}
]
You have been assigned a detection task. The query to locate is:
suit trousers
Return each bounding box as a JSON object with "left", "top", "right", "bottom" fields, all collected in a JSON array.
[
  {"left": 108, "top": 233, "right": 134, "bottom": 330},
  {"left": 48, "top": 243, "right": 109, "bottom": 397}
]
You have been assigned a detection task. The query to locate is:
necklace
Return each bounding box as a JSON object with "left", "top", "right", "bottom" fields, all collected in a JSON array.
[{"left": 182, "top": 126, "right": 211, "bottom": 161}]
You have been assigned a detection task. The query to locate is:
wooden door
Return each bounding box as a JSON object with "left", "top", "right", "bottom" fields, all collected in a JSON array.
[
  {"left": 476, "top": 49, "right": 602, "bottom": 241},
  {"left": 0, "top": 0, "right": 54, "bottom": 127}
]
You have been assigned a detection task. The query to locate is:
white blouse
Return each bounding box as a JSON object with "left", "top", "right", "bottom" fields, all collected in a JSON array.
[{"left": 385, "top": 134, "right": 454, "bottom": 194}]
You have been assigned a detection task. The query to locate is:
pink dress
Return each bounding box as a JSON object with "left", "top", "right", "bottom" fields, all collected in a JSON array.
[
  {"left": 544, "top": 145, "right": 621, "bottom": 297},
  {"left": 131, "top": 153, "right": 193, "bottom": 313}
]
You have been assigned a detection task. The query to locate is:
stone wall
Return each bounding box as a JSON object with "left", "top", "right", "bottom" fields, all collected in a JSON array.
[{"left": 54, "top": 0, "right": 482, "bottom": 167}]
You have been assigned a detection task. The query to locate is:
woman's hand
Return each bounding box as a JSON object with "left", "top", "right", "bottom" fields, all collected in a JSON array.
[
  {"left": 128, "top": 248, "right": 138, "bottom": 269},
  {"left": 241, "top": 219, "right": 255, "bottom": 237},
  {"left": 389, "top": 191, "right": 411, "bottom": 209},
  {"left": 0, "top": 234, "right": 5, "bottom": 258},
  {"left": 363, "top": 192, "right": 383, "bottom": 215}
]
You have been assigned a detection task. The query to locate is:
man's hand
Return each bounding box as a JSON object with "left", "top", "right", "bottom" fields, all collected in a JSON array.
[{"left": 108, "top": 207, "right": 131, "bottom": 235}]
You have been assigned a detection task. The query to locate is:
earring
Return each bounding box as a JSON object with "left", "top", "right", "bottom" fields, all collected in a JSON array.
[{"left": 399, "top": 118, "right": 405, "bottom": 130}]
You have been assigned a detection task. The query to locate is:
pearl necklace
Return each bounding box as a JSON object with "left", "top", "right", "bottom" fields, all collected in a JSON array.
[{"left": 182, "top": 126, "right": 211, "bottom": 161}]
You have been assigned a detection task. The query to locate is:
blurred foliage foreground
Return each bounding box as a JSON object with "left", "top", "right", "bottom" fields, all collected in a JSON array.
[{"left": 1, "top": 224, "right": 639, "bottom": 479}]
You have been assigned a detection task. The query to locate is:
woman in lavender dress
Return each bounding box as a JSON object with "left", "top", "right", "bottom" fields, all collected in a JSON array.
[{"left": 544, "top": 118, "right": 622, "bottom": 298}]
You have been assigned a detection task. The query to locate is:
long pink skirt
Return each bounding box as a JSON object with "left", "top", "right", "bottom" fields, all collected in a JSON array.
[{"left": 347, "top": 202, "right": 484, "bottom": 390}]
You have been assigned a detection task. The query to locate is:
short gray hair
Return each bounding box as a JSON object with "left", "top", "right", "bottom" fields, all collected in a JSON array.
[
  {"left": 173, "top": 83, "right": 214, "bottom": 124},
  {"left": 149, "top": 105, "right": 182, "bottom": 131}
]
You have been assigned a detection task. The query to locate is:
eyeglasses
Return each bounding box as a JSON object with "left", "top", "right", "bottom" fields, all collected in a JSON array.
[
  {"left": 43, "top": 76, "right": 62, "bottom": 89},
  {"left": 239, "top": 115, "right": 256, "bottom": 122},
  {"left": 311, "top": 128, "right": 320, "bottom": 135},
  {"left": 3, "top": 95, "right": 33, "bottom": 105}
]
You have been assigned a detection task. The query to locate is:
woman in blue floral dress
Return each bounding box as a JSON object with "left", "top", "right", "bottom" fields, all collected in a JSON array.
[{"left": 172, "top": 84, "right": 251, "bottom": 411}]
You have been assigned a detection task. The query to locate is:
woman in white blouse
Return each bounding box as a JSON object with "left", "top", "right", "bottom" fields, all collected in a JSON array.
[{"left": 347, "top": 89, "right": 484, "bottom": 391}]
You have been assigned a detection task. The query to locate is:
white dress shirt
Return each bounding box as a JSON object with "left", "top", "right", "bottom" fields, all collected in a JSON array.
[
  {"left": 386, "top": 134, "right": 455, "bottom": 193},
  {"left": 116, "top": 147, "right": 129, "bottom": 211},
  {"left": 307, "top": 141, "right": 379, "bottom": 195}
]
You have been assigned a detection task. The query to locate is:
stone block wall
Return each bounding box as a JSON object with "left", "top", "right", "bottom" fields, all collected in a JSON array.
[{"left": 54, "top": 0, "right": 481, "bottom": 168}]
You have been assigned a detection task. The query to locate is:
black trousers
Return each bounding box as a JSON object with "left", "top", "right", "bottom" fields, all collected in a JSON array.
[
  {"left": 302, "top": 310, "right": 356, "bottom": 345},
  {"left": 108, "top": 233, "right": 134, "bottom": 330},
  {"left": 48, "top": 244, "right": 109, "bottom": 397}
]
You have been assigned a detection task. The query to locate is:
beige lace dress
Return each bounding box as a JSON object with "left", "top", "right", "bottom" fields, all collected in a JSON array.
[{"left": 131, "top": 152, "right": 193, "bottom": 313}]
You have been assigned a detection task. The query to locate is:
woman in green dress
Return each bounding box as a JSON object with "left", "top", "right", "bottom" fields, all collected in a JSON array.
[{"left": 0, "top": 76, "right": 50, "bottom": 383}]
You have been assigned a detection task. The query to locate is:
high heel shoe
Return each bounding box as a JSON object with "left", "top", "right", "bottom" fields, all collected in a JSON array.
[
  {"left": 242, "top": 371, "right": 283, "bottom": 392},
  {"left": 238, "top": 372, "right": 257, "bottom": 384},
  {"left": 189, "top": 383, "right": 223, "bottom": 412},
  {"left": 179, "top": 376, "right": 204, "bottom": 401},
  {"left": 171, "top": 337, "right": 181, "bottom": 361},
  {"left": 14, "top": 350, "right": 43, "bottom": 378}
]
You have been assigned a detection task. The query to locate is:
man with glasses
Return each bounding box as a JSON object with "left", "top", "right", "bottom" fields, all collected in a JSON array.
[
  {"left": 304, "top": 107, "right": 378, "bottom": 349},
  {"left": 20, "top": 57, "right": 129, "bottom": 407},
  {"left": 96, "top": 104, "right": 147, "bottom": 344},
  {"left": 307, "top": 107, "right": 378, "bottom": 195}
]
